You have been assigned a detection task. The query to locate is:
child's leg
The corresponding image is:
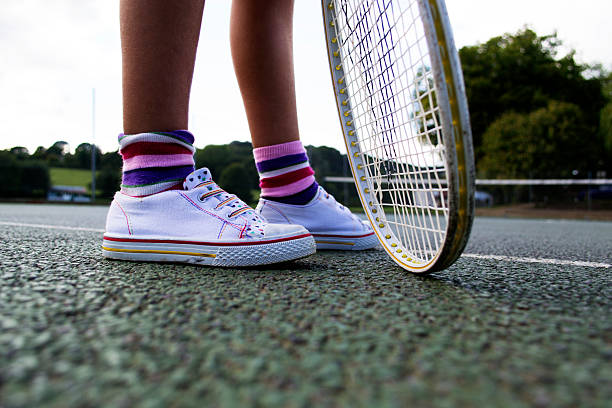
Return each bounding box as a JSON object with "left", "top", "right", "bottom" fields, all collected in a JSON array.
[
  {"left": 121, "top": 0, "right": 204, "bottom": 134},
  {"left": 230, "top": 1, "right": 376, "bottom": 250},
  {"left": 119, "top": 0, "right": 204, "bottom": 195},
  {"left": 230, "top": 0, "right": 300, "bottom": 148},
  {"left": 231, "top": 0, "right": 318, "bottom": 205},
  {"left": 105, "top": 0, "right": 316, "bottom": 265}
]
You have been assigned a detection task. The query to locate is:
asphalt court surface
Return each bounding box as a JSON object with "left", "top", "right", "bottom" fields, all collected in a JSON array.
[{"left": 1, "top": 203, "right": 610, "bottom": 407}]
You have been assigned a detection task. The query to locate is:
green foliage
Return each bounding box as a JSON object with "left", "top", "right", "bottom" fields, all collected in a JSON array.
[
  {"left": 194, "top": 144, "right": 231, "bottom": 179},
  {"left": 306, "top": 145, "right": 359, "bottom": 206},
  {"left": 602, "top": 71, "right": 612, "bottom": 100},
  {"left": 32, "top": 146, "right": 47, "bottom": 160},
  {"left": 0, "top": 151, "right": 20, "bottom": 196},
  {"left": 10, "top": 146, "right": 29, "bottom": 159},
  {"left": 460, "top": 28, "right": 606, "bottom": 163},
  {"left": 45, "top": 141, "right": 69, "bottom": 166},
  {"left": 195, "top": 141, "right": 259, "bottom": 190},
  {"left": 0, "top": 150, "right": 50, "bottom": 198},
  {"left": 306, "top": 145, "right": 346, "bottom": 177},
  {"left": 2, "top": 139, "right": 355, "bottom": 202},
  {"left": 1, "top": 144, "right": 121, "bottom": 198},
  {"left": 218, "top": 162, "right": 253, "bottom": 203},
  {"left": 96, "top": 166, "right": 121, "bottom": 198},
  {"left": 100, "top": 151, "right": 122, "bottom": 171},
  {"left": 64, "top": 143, "right": 103, "bottom": 169},
  {"left": 481, "top": 101, "right": 592, "bottom": 178},
  {"left": 600, "top": 102, "right": 612, "bottom": 171},
  {"left": 46, "top": 141, "right": 69, "bottom": 157},
  {"left": 20, "top": 161, "right": 50, "bottom": 197}
]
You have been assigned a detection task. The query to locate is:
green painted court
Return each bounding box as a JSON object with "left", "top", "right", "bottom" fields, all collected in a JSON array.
[{"left": 0, "top": 204, "right": 610, "bottom": 407}]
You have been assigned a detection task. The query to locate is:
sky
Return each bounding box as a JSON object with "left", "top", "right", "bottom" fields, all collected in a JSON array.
[{"left": 1, "top": 0, "right": 611, "bottom": 155}]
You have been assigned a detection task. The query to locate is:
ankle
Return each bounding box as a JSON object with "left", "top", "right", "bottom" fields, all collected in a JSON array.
[
  {"left": 119, "top": 130, "right": 195, "bottom": 197},
  {"left": 253, "top": 141, "right": 318, "bottom": 205}
]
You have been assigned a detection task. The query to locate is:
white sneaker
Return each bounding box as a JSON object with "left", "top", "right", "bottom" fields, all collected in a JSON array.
[
  {"left": 103, "top": 168, "right": 316, "bottom": 267},
  {"left": 256, "top": 186, "right": 378, "bottom": 250}
]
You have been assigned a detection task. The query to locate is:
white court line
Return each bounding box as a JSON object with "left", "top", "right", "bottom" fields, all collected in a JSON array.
[
  {"left": 462, "top": 253, "right": 610, "bottom": 269},
  {"left": 1, "top": 221, "right": 609, "bottom": 268},
  {"left": 0, "top": 221, "right": 104, "bottom": 233}
]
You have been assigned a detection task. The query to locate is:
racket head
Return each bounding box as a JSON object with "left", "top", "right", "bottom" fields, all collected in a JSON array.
[{"left": 322, "top": 0, "right": 475, "bottom": 273}]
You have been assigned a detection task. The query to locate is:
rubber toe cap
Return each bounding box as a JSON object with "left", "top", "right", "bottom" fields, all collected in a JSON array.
[{"left": 264, "top": 223, "right": 310, "bottom": 239}]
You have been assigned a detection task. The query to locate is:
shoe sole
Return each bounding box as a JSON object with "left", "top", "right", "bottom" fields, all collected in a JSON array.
[
  {"left": 102, "top": 233, "right": 316, "bottom": 267},
  {"left": 312, "top": 231, "right": 378, "bottom": 250}
]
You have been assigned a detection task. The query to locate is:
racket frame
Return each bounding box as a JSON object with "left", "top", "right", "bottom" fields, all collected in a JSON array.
[{"left": 321, "top": 0, "right": 475, "bottom": 273}]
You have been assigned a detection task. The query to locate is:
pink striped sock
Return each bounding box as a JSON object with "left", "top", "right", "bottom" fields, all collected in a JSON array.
[
  {"left": 118, "top": 130, "right": 195, "bottom": 197},
  {"left": 253, "top": 141, "right": 319, "bottom": 205}
]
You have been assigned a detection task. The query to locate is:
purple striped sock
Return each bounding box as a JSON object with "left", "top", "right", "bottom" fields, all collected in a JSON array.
[
  {"left": 119, "top": 130, "right": 195, "bottom": 197},
  {"left": 253, "top": 141, "right": 318, "bottom": 205}
]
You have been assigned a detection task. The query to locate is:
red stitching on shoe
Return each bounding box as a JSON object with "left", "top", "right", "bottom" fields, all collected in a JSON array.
[
  {"left": 114, "top": 200, "right": 132, "bottom": 235},
  {"left": 239, "top": 222, "right": 247, "bottom": 239}
]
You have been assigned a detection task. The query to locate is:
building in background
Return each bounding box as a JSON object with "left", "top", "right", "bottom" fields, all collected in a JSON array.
[{"left": 47, "top": 185, "right": 91, "bottom": 203}]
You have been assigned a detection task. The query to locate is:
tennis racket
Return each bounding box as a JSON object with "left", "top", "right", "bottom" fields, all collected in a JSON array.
[{"left": 322, "top": 0, "right": 475, "bottom": 273}]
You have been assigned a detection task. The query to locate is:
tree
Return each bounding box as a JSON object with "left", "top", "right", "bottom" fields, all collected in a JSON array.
[
  {"left": 306, "top": 145, "right": 345, "bottom": 178},
  {"left": 194, "top": 141, "right": 259, "bottom": 195},
  {"left": 0, "top": 150, "right": 50, "bottom": 198},
  {"left": 10, "top": 146, "right": 29, "bottom": 159},
  {"left": 32, "top": 146, "right": 47, "bottom": 160},
  {"left": 459, "top": 28, "right": 606, "bottom": 161},
  {"left": 599, "top": 72, "right": 612, "bottom": 174},
  {"left": 69, "top": 143, "right": 102, "bottom": 169},
  {"left": 227, "top": 141, "right": 259, "bottom": 192},
  {"left": 0, "top": 151, "right": 20, "bottom": 197},
  {"left": 306, "top": 145, "right": 356, "bottom": 204},
  {"left": 481, "top": 101, "right": 593, "bottom": 179},
  {"left": 194, "top": 144, "right": 231, "bottom": 179},
  {"left": 96, "top": 166, "right": 121, "bottom": 198},
  {"left": 218, "top": 162, "right": 253, "bottom": 203},
  {"left": 99, "top": 151, "right": 122, "bottom": 171},
  {"left": 46, "top": 141, "right": 70, "bottom": 165},
  {"left": 600, "top": 102, "right": 612, "bottom": 173},
  {"left": 20, "top": 161, "right": 50, "bottom": 197}
]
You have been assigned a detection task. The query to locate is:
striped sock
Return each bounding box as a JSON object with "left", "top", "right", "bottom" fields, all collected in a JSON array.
[
  {"left": 119, "top": 130, "right": 195, "bottom": 197},
  {"left": 253, "top": 140, "right": 319, "bottom": 205}
]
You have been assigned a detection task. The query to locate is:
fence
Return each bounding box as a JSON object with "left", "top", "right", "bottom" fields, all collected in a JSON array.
[{"left": 323, "top": 177, "right": 612, "bottom": 210}]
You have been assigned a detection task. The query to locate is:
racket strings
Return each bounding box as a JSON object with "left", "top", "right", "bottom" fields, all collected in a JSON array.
[{"left": 329, "top": 0, "right": 449, "bottom": 262}]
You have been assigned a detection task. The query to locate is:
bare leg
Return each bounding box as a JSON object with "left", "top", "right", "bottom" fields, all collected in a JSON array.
[
  {"left": 121, "top": 0, "right": 205, "bottom": 134},
  {"left": 230, "top": 0, "right": 300, "bottom": 148}
]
